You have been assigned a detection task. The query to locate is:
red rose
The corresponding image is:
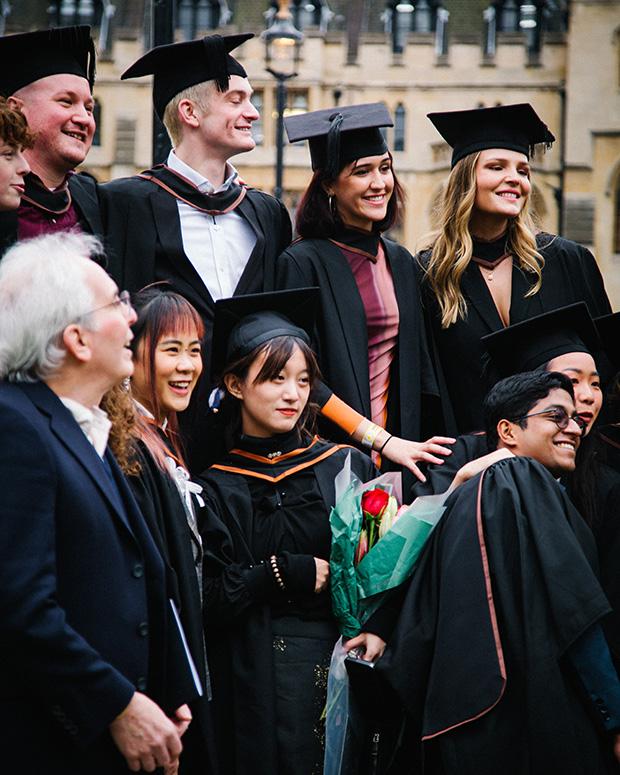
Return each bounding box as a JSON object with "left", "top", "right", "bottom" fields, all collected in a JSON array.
[{"left": 361, "top": 488, "right": 390, "bottom": 523}]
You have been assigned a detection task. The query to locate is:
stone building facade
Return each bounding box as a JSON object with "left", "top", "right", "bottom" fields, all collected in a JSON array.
[{"left": 9, "top": 0, "right": 620, "bottom": 304}]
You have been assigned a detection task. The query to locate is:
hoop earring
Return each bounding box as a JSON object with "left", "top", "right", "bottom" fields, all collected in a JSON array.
[{"left": 328, "top": 194, "right": 338, "bottom": 218}]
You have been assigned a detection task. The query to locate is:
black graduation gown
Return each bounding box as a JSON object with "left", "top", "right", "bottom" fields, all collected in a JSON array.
[
  {"left": 100, "top": 173, "right": 292, "bottom": 472},
  {"left": 378, "top": 457, "right": 615, "bottom": 775},
  {"left": 277, "top": 234, "right": 443, "bottom": 450},
  {"left": 596, "top": 425, "right": 620, "bottom": 475},
  {"left": 127, "top": 440, "right": 217, "bottom": 775},
  {"left": 197, "top": 435, "right": 376, "bottom": 775},
  {"left": 100, "top": 174, "right": 292, "bottom": 360},
  {"left": 421, "top": 233, "right": 612, "bottom": 433},
  {"left": 410, "top": 431, "right": 488, "bottom": 499},
  {"left": 412, "top": 428, "right": 620, "bottom": 674},
  {"left": 0, "top": 171, "right": 104, "bottom": 255}
]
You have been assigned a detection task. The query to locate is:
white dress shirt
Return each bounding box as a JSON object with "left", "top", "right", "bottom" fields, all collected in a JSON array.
[
  {"left": 59, "top": 398, "right": 111, "bottom": 458},
  {"left": 167, "top": 150, "right": 257, "bottom": 301}
]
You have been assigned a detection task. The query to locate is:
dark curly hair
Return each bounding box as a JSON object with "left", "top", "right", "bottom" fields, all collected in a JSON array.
[{"left": 0, "top": 97, "right": 34, "bottom": 149}]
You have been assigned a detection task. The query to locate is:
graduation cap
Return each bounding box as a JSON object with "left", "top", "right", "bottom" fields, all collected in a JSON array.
[
  {"left": 594, "top": 312, "right": 620, "bottom": 372},
  {"left": 0, "top": 26, "right": 96, "bottom": 96},
  {"left": 121, "top": 33, "right": 253, "bottom": 120},
  {"left": 427, "top": 103, "right": 555, "bottom": 168},
  {"left": 211, "top": 288, "right": 319, "bottom": 380},
  {"left": 285, "top": 103, "right": 393, "bottom": 178},
  {"left": 481, "top": 302, "right": 601, "bottom": 378}
]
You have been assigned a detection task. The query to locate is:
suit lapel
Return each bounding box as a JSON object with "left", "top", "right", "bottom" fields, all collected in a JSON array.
[
  {"left": 321, "top": 241, "right": 371, "bottom": 415},
  {"left": 23, "top": 383, "right": 135, "bottom": 538}
]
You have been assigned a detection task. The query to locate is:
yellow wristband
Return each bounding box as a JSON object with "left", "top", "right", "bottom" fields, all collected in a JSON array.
[{"left": 361, "top": 423, "right": 382, "bottom": 449}]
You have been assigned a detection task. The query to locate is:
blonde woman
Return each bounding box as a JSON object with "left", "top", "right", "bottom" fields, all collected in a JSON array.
[{"left": 421, "top": 103, "right": 611, "bottom": 433}]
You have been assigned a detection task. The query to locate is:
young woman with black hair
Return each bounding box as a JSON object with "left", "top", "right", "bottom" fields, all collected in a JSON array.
[{"left": 198, "top": 290, "right": 397, "bottom": 775}]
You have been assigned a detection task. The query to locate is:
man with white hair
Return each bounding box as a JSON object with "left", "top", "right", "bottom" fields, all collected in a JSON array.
[{"left": 0, "top": 232, "right": 196, "bottom": 773}]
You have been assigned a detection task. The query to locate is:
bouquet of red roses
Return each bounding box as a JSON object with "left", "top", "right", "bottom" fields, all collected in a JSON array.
[
  {"left": 324, "top": 455, "right": 448, "bottom": 774},
  {"left": 329, "top": 454, "right": 446, "bottom": 640}
]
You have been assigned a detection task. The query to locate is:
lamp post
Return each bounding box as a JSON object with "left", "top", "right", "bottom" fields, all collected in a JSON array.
[
  {"left": 261, "top": 0, "right": 303, "bottom": 201},
  {"left": 150, "top": 0, "right": 175, "bottom": 164}
]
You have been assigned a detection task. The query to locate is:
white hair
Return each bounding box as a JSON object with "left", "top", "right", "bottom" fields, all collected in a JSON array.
[{"left": 0, "top": 230, "right": 103, "bottom": 382}]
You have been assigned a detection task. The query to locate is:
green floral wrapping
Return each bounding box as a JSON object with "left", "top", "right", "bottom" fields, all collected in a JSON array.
[{"left": 329, "top": 458, "right": 448, "bottom": 639}]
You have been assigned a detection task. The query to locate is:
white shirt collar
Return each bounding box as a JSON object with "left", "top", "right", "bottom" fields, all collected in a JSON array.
[
  {"left": 167, "top": 150, "right": 238, "bottom": 194},
  {"left": 59, "top": 398, "right": 111, "bottom": 458}
]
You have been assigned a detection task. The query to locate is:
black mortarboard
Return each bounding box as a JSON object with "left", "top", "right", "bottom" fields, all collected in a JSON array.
[
  {"left": 211, "top": 288, "right": 319, "bottom": 380},
  {"left": 481, "top": 303, "right": 600, "bottom": 377},
  {"left": 121, "top": 33, "right": 253, "bottom": 120},
  {"left": 427, "top": 103, "right": 555, "bottom": 168},
  {"left": 285, "top": 103, "right": 393, "bottom": 178},
  {"left": 0, "top": 26, "right": 96, "bottom": 96},
  {"left": 594, "top": 312, "right": 620, "bottom": 372}
]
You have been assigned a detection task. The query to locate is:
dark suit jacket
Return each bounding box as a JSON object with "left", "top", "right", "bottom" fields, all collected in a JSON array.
[{"left": 0, "top": 381, "right": 185, "bottom": 774}]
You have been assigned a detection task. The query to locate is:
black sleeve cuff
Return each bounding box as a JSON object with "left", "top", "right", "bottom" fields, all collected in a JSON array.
[
  {"left": 363, "top": 583, "right": 409, "bottom": 642},
  {"left": 244, "top": 563, "right": 274, "bottom": 601},
  {"left": 278, "top": 552, "right": 316, "bottom": 594}
]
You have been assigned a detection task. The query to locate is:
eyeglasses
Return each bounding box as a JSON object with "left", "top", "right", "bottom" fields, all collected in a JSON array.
[
  {"left": 516, "top": 406, "right": 587, "bottom": 433},
  {"left": 79, "top": 290, "right": 133, "bottom": 319}
]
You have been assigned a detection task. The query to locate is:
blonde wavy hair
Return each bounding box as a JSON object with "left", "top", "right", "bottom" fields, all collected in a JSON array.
[{"left": 423, "top": 152, "right": 544, "bottom": 329}]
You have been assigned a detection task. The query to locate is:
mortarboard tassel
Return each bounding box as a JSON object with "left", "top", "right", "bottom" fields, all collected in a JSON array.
[
  {"left": 326, "top": 112, "right": 344, "bottom": 179},
  {"left": 202, "top": 35, "right": 230, "bottom": 93}
]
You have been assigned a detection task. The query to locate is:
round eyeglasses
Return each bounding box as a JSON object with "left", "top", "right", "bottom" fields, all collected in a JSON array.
[
  {"left": 79, "top": 290, "right": 133, "bottom": 319},
  {"left": 516, "top": 406, "right": 587, "bottom": 433}
]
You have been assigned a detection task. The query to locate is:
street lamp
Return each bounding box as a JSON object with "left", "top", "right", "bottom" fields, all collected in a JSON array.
[{"left": 262, "top": 0, "right": 304, "bottom": 201}]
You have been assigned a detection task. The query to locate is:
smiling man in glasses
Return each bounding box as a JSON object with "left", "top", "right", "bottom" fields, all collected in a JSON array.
[
  {"left": 484, "top": 370, "right": 586, "bottom": 476},
  {"left": 378, "top": 369, "right": 620, "bottom": 774}
]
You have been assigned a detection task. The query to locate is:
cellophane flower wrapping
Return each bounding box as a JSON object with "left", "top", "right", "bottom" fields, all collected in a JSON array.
[
  {"left": 329, "top": 453, "right": 444, "bottom": 640},
  {"left": 324, "top": 453, "right": 448, "bottom": 775}
]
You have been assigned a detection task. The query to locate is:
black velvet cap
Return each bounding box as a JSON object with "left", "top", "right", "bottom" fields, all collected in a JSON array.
[
  {"left": 594, "top": 312, "right": 620, "bottom": 371},
  {"left": 211, "top": 288, "right": 319, "bottom": 379},
  {"left": 121, "top": 33, "right": 252, "bottom": 120},
  {"left": 0, "top": 26, "right": 96, "bottom": 96},
  {"left": 427, "top": 103, "right": 555, "bottom": 168},
  {"left": 285, "top": 103, "right": 393, "bottom": 178},
  {"left": 481, "top": 303, "right": 600, "bottom": 377}
]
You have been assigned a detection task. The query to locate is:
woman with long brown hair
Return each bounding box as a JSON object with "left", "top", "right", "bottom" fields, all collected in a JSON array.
[
  {"left": 278, "top": 104, "right": 452, "bottom": 491},
  {"left": 421, "top": 103, "right": 611, "bottom": 432}
]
